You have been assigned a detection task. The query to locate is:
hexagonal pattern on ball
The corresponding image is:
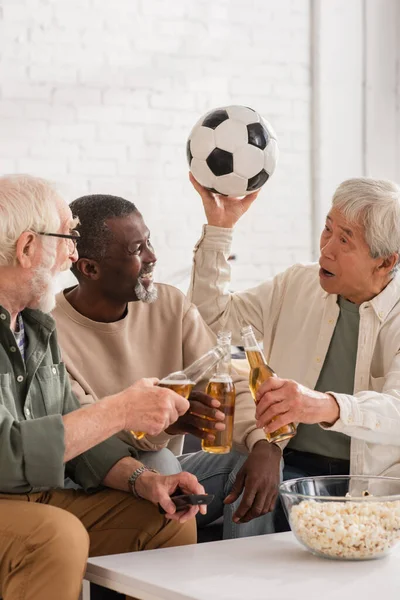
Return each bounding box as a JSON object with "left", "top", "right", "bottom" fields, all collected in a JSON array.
[
  {"left": 190, "top": 157, "right": 215, "bottom": 189},
  {"left": 264, "top": 138, "right": 279, "bottom": 175},
  {"left": 226, "top": 105, "right": 260, "bottom": 125},
  {"left": 215, "top": 173, "right": 248, "bottom": 197},
  {"left": 215, "top": 119, "right": 248, "bottom": 153},
  {"left": 189, "top": 126, "right": 216, "bottom": 160},
  {"left": 233, "top": 145, "right": 264, "bottom": 179}
]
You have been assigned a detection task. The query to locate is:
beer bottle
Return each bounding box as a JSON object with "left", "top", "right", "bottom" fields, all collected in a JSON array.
[
  {"left": 131, "top": 345, "right": 228, "bottom": 440},
  {"left": 202, "top": 331, "right": 236, "bottom": 454},
  {"left": 240, "top": 324, "right": 296, "bottom": 444}
]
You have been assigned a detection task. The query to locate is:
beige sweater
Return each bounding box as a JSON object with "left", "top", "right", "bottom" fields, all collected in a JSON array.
[{"left": 53, "top": 284, "right": 266, "bottom": 456}]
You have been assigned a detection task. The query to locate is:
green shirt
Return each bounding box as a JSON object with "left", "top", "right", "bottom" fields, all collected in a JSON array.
[
  {"left": 0, "top": 305, "right": 137, "bottom": 494},
  {"left": 288, "top": 296, "right": 360, "bottom": 460}
]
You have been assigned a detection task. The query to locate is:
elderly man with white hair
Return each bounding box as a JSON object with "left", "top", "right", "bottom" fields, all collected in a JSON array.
[
  {"left": 0, "top": 174, "right": 204, "bottom": 600},
  {"left": 188, "top": 175, "right": 400, "bottom": 529}
]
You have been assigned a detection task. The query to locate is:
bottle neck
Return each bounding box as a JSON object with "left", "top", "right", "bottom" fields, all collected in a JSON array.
[
  {"left": 184, "top": 346, "right": 226, "bottom": 384},
  {"left": 213, "top": 344, "right": 231, "bottom": 379}
]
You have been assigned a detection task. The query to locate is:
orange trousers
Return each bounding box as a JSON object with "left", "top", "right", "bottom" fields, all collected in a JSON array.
[{"left": 0, "top": 488, "right": 196, "bottom": 600}]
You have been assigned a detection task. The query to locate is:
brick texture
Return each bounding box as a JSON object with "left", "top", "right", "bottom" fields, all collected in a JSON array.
[{"left": 0, "top": 0, "right": 312, "bottom": 290}]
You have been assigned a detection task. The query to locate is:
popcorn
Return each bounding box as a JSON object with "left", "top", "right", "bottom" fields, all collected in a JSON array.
[{"left": 290, "top": 499, "right": 400, "bottom": 559}]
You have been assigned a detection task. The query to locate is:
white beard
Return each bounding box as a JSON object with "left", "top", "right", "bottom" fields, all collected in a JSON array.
[
  {"left": 28, "top": 248, "right": 58, "bottom": 313},
  {"left": 134, "top": 280, "right": 158, "bottom": 304}
]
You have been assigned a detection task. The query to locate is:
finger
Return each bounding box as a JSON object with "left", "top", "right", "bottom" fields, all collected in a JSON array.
[
  {"left": 188, "top": 400, "right": 225, "bottom": 421},
  {"left": 256, "top": 399, "right": 291, "bottom": 428},
  {"left": 189, "top": 172, "right": 215, "bottom": 203},
  {"left": 172, "top": 394, "right": 190, "bottom": 416},
  {"left": 189, "top": 390, "right": 221, "bottom": 409},
  {"left": 180, "top": 423, "right": 217, "bottom": 441},
  {"left": 166, "top": 505, "right": 199, "bottom": 523},
  {"left": 234, "top": 491, "right": 266, "bottom": 523},
  {"left": 158, "top": 492, "right": 177, "bottom": 516},
  {"left": 224, "top": 470, "right": 245, "bottom": 505},
  {"left": 255, "top": 389, "right": 288, "bottom": 419},
  {"left": 173, "top": 471, "right": 205, "bottom": 495},
  {"left": 255, "top": 376, "right": 285, "bottom": 401},
  {"left": 263, "top": 411, "right": 294, "bottom": 433},
  {"left": 232, "top": 485, "right": 257, "bottom": 522},
  {"left": 239, "top": 190, "right": 260, "bottom": 211}
]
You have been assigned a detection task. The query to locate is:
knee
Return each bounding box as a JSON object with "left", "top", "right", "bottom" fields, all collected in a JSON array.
[
  {"left": 140, "top": 448, "right": 182, "bottom": 475},
  {"left": 37, "top": 507, "right": 89, "bottom": 570}
]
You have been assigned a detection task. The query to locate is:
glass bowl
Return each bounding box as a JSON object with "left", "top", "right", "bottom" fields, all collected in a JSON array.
[{"left": 279, "top": 475, "right": 400, "bottom": 560}]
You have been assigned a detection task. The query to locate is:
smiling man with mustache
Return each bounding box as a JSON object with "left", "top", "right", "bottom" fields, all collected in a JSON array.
[
  {"left": 52, "top": 194, "right": 282, "bottom": 540},
  {"left": 188, "top": 175, "right": 400, "bottom": 530}
]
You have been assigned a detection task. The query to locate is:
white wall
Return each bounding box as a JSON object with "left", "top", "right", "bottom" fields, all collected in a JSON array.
[
  {"left": 0, "top": 0, "right": 312, "bottom": 290},
  {"left": 311, "top": 0, "right": 400, "bottom": 257}
]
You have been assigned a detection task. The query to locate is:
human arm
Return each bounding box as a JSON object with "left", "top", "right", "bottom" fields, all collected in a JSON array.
[
  {"left": 63, "top": 377, "right": 189, "bottom": 462},
  {"left": 224, "top": 440, "right": 282, "bottom": 522},
  {"left": 255, "top": 363, "right": 400, "bottom": 446},
  {"left": 187, "top": 179, "right": 290, "bottom": 344}
]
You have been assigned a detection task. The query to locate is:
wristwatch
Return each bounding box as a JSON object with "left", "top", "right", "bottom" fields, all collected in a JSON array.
[{"left": 128, "top": 465, "right": 158, "bottom": 498}]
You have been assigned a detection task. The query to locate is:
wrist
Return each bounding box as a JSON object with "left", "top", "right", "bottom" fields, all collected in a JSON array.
[
  {"left": 252, "top": 439, "right": 282, "bottom": 460},
  {"left": 320, "top": 393, "right": 340, "bottom": 426},
  {"left": 128, "top": 466, "right": 158, "bottom": 498},
  {"left": 105, "top": 391, "right": 128, "bottom": 432}
]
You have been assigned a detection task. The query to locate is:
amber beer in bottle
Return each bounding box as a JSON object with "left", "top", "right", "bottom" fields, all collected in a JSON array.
[
  {"left": 131, "top": 345, "right": 227, "bottom": 440},
  {"left": 202, "top": 332, "right": 236, "bottom": 454},
  {"left": 240, "top": 325, "right": 296, "bottom": 444}
]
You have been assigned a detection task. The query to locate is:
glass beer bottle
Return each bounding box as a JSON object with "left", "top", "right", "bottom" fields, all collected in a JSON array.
[
  {"left": 240, "top": 324, "right": 296, "bottom": 444},
  {"left": 202, "top": 332, "right": 236, "bottom": 454},
  {"left": 131, "top": 345, "right": 228, "bottom": 440}
]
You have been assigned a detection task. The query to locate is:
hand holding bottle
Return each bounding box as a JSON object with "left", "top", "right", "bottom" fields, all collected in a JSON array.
[
  {"left": 255, "top": 377, "right": 340, "bottom": 430},
  {"left": 165, "top": 390, "right": 226, "bottom": 438}
]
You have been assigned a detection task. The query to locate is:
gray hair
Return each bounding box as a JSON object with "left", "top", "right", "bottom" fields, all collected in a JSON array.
[
  {"left": 332, "top": 177, "right": 400, "bottom": 269},
  {"left": 0, "top": 174, "right": 62, "bottom": 266}
]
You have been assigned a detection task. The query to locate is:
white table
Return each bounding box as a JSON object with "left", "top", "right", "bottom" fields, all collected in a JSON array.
[{"left": 81, "top": 532, "right": 400, "bottom": 599}]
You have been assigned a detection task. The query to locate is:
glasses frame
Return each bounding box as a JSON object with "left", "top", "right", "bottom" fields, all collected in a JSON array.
[{"left": 37, "top": 230, "right": 80, "bottom": 253}]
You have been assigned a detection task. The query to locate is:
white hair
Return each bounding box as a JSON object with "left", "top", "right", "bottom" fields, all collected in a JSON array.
[
  {"left": 332, "top": 177, "right": 400, "bottom": 269},
  {"left": 0, "top": 174, "right": 62, "bottom": 266}
]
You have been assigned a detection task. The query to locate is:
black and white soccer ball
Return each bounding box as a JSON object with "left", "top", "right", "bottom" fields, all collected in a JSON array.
[{"left": 187, "top": 105, "right": 278, "bottom": 197}]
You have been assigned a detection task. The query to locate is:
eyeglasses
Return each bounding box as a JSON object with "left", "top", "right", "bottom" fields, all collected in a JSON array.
[{"left": 38, "top": 230, "right": 80, "bottom": 252}]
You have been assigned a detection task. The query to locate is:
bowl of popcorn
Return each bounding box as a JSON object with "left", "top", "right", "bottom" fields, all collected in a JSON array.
[{"left": 279, "top": 475, "right": 400, "bottom": 560}]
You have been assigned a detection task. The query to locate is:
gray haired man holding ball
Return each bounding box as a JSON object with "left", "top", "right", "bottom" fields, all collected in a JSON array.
[{"left": 188, "top": 173, "right": 400, "bottom": 530}]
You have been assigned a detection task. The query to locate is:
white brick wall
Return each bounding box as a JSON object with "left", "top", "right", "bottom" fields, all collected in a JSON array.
[{"left": 0, "top": 0, "right": 312, "bottom": 290}]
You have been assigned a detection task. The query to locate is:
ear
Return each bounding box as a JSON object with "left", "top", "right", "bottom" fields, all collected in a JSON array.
[
  {"left": 377, "top": 253, "right": 398, "bottom": 274},
  {"left": 15, "top": 232, "right": 38, "bottom": 269},
  {"left": 76, "top": 258, "right": 101, "bottom": 281}
]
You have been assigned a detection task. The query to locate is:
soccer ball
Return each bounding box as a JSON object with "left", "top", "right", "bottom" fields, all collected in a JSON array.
[{"left": 186, "top": 105, "right": 279, "bottom": 197}]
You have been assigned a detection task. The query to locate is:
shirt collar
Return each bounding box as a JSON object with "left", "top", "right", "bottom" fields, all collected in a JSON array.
[
  {"left": 0, "top": 305, "right": 56, "bottom": 333},
  {"left": 321, "top": 272, "right": 400, "bottom": 322}
]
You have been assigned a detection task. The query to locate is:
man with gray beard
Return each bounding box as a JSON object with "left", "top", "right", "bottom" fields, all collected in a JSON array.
[
  {"left": 0, "top": 176, "right": 204, "bottom": 600},
  {"left": 52, "top": 194, "right": 282, "bottom": 541}
]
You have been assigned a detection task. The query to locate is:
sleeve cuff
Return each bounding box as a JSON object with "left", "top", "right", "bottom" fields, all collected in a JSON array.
[
  {"left": 69, "top": 436, "right": 137, "bottom": 492},
  {"left": 194, "top": 224, "right": 234, "bottom": 251},
  {"left": 20, "top": 415, "right": 66, "bottom": 489},
  {"left": 244, "top": 428, "right": 269, "bottom": 452},
  {"left": 320, "top": 392, "right": 362, "bottom": 431}
]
